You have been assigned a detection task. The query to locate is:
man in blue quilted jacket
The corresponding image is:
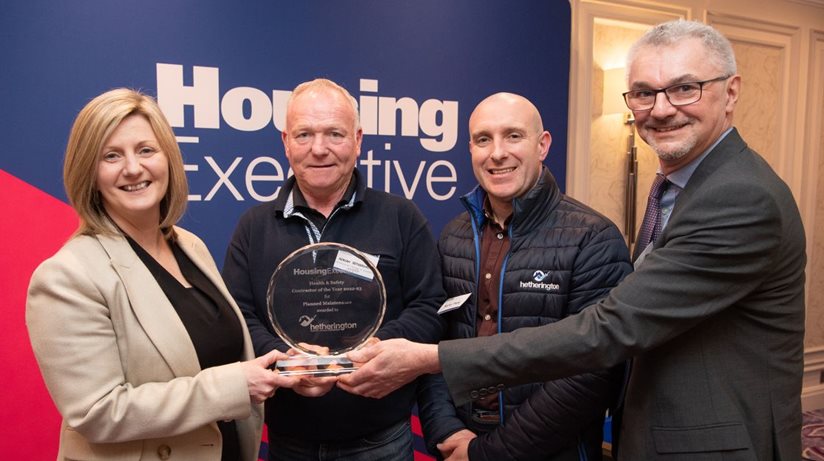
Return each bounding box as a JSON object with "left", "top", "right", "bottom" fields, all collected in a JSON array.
[{"left": 415, "top": 93, "right": 633, "bottom": 461}]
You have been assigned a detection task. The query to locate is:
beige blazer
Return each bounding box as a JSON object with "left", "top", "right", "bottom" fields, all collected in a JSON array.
[{"left": 26, "top": 226, "right": 263, "bottom": 461}]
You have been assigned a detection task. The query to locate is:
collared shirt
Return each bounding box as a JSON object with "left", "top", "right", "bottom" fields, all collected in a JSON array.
[
  {"left": 474, "top": 198, "right": 511, "bottom": 412},
  {"left": 658, "top": 127, "right": 733, "bottom": 231},
  {"left": 291, "top": 172, "right": 358, "bottom": 231},
  {"left": 476, "top": 197, "right": 510, "bottom": 338}
]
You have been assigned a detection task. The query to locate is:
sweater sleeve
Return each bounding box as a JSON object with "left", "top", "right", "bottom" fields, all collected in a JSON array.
[
  {"left": 222, "top": 209, "right": 288, "bottom": 355},
  {"left": 374, "top": 200, "right": 446, "bottom": 344},
  {"left": 417, "top": 373, "right": 468, "bottom": 456}
]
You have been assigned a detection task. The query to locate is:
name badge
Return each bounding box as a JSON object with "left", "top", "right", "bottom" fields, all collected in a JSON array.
[
  {"left": 334, "top": 250, "right": 379, "bottom": 280},
  {"left": 438, "top": 293, "right": 471, "bottom": 315}
]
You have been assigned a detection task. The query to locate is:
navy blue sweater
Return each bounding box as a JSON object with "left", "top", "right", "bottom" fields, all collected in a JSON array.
[{"left": 223, "top": 170, "right": 445, "bottom": 442}]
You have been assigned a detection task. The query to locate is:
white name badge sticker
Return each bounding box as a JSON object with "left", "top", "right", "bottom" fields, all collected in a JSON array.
[
  {"left": 334, "top": 250, "right": 377, "bottom": 281},
  {"left": 438, "top": 293, "right": 472, "bottom": 315}
]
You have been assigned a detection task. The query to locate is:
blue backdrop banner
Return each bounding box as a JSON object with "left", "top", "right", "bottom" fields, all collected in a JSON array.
[
  {"left": 0, "top": 1, "right": 570, "bottom": 458},
  {"left": 1, "top": 0, "right": 570, "bottom": 263}
]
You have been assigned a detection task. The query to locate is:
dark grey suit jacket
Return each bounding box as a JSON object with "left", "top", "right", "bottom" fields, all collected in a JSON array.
[{"left": 439, "top": 129, "right": 805, "bottom": 460}]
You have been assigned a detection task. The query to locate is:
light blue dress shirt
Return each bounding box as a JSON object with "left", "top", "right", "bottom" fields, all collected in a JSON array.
[{"left": 658, "top": 127, "right": 733, "bottom": 231}]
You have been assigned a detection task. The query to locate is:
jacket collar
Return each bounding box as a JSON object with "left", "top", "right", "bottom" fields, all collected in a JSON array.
[
  {"left": 94, "top": 229, "right": 201, "bottom": 377},
  {"left": 460, "top": 165, "right": 561, "bottom": 237},
  {"left": 681, "top": 128, "right": 744, "bottom": 192},
  {"left": 274, "top": 169, "right": 365, "bottom": 217},
  {"left": 665, "top": 127, "right": 745, "bottom": 215}
]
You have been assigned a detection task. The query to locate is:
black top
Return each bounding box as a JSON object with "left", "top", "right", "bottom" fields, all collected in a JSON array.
[{"left": 128, "top": 236, "right": 244, "bottom": 461}]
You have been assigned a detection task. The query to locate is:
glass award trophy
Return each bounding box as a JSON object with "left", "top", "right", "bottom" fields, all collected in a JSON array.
[{"left": 267, "top": 242, "right": 386, "bottom": 376}]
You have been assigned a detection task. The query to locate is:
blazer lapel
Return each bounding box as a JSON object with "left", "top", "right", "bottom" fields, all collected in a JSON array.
[
  {"left": 657, "top": 128, "right": 747, "bottom": 245},
  {"left": 631, "top": 129, "right": 744, "bottom": 268},
  {"left": 95, "top": 232, "right": 201, "bottom": 377}
]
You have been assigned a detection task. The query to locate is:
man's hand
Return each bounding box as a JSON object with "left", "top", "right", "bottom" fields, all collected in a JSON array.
[
  {"left": 438, "top": 429, "right": 476, "bottom": 461},
  {"left": 284, "top": 344, "right": 337, "bottom": 397},
  {"left": 292, "top": 374, "right": 338, "bottom": 397},
  {"left": 336, "top": 338, "right": 440, "bottom": 398}
]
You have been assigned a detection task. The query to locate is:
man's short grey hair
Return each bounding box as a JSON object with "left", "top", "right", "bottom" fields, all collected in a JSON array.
[
  {"left": 627, "top": 20, "right": 737, "bottom": 77},
  {"left": 286, "top": 78, "right": 360, "bottom": 130}
]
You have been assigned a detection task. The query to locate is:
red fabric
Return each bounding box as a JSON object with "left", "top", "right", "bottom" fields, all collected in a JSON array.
[{"left": 0, "top": 169, "right": 78, "bottom": 460}]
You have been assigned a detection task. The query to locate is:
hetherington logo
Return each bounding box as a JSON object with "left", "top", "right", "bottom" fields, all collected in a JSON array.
[
  {"left": 532, "top": 270, "right": 550, "bottom": 282},
  {"left": 155, "top": 64, "right": 461, "bottom": 203},
  {"left": 299, "top": 315, "right": 315, "bottom": 327},
  {"left": 520, "top": 270, "right": 560, "bottom": 292},
  {"left": 296, "top": 314, "right": 357, "bottom": 332}
]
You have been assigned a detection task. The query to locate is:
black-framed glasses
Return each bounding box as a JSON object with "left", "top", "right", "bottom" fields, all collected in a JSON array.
[{"left": 622, "top": 75, "right": 731, "bottom": 111}]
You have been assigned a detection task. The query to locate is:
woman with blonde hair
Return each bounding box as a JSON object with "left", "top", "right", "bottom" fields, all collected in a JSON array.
[{"left": 27, "top": 88, "right": 295, "bottom": 461}]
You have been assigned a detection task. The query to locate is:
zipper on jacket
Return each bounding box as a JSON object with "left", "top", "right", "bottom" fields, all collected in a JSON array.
[
  {"left": 495, "top": 224, "right": 513, "bottom": 426},
  {"left": 285, "top": 190, "right": 357, "bottom": 244},
  {"left": 469, "top": 212, "right": 482, "bottom": 335}
]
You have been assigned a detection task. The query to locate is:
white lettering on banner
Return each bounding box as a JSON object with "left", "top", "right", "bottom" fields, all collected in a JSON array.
[
  {"left": 245, "top": 157, "right": 286, "bottom": 202},
  {"left": 157, "top": 64, "right": 460, "bottom": 203},
  {"left": 156, "top": 64, "right": 220, "bottom": 129},
  {"left": 203, "top": 157, "right": 243, "bottom": 201},
  {"left": 221, "top": 87, "right": 274, "bottom": 132},
  {"left": 156, "top": 64, "right": 459, "bottom": 152},
  {"left": 358, "top": 79, "right": 458, "bottom": 152},
  {"left": 183, "top": 152, "right": 456, "bottom": 203}
]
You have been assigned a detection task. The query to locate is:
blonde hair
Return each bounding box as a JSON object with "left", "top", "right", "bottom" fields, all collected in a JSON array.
[{"left": 63, "top": 88, "right": 188, "bottom": 237}]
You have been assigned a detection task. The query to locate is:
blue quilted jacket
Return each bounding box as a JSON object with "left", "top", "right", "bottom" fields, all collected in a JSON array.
[{"left": 418, "top": 166, "right": 632, "bottom": 461}]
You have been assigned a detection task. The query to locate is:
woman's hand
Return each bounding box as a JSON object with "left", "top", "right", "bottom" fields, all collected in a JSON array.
[{"left": 240, "top": 349, "right": 299, "bottom": 403}]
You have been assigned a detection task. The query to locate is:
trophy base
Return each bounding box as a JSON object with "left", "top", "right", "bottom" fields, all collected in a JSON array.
[{"left": 275, "top": 355, "right": 357, "bottom": 377}]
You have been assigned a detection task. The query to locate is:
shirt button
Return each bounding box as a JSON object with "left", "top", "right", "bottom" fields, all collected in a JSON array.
[
  {"left": 484, "top": 314, "right": 492, "bottom": 321},
  {"left": 485, "top": 273, "right": 492, "bottom": 280},
  {"left": 497, "top": 233, "right": 503, "bottom": 240}
]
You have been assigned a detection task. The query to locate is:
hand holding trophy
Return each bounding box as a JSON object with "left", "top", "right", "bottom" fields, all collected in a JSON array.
[{"left": 267, "top": 242, "right": 386, "bottom": 376}]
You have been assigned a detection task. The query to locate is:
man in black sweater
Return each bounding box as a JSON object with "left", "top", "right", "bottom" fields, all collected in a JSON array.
[{"left": 223, "top": 78, "right": 445, "bottom": 461}]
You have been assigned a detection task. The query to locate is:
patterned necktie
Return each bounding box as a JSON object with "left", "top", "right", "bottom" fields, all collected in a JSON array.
[{"left": 633, "top": 173, "right": 668, "bottom": 260}]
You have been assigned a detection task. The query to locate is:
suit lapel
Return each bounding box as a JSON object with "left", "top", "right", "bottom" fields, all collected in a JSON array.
[
  {"left": 656, "top": 128, "right": 747, "bottom": 246},
  {"left": 95, "top": 232, "right": 201, "bottom": 377},
  {"left": 656, "top": 128, "right": 747, "bottom": 243}
]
